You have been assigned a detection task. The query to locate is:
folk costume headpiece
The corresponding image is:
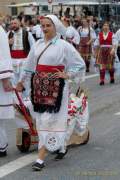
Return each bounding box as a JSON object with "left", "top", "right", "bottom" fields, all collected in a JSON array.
[{"left": 45, "top": 14, "right": 66, "bottom": 37}]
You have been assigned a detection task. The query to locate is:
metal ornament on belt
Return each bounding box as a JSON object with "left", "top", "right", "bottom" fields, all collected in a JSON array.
[{"left": 45, "top": 133, "right": 61, "bottom": 152}]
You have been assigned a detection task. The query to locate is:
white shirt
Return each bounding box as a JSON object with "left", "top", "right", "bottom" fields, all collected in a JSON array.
[
  {"left": 66, "top": 26, "right": 80, "bottom": 45},
  {"left": 78, "top": 26, "right": 96, "bottom": 40},
  {"left": 8, "top": 28, "right": 35, "bottom": 50},
  {"left": 0, "top": 26, "right": 14, "bottom": 118},
  {"left": 32, "top": 24, "right": 44, "bottom": 39},
  {"left": 24, "top": 36, "right": 85, "bottom": 76}
]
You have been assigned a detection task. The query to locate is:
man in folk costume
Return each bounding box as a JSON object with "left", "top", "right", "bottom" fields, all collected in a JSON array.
[
  {"left": 8, "top": 18, "right": 35, "bottom": 90},
  {"left": 94, "top": 22, "right": 117, "bottom": 85},
  {"left": 0, "top": 26, "right": 14, "bottom": 157},
  {"left": 78, "top": 18, "right": 96, "bottom": 72},
  {"left": 17, "top": 15, "right": 85, "bottom": 171}
]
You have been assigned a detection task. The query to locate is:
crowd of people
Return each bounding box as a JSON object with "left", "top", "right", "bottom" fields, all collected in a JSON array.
[{"left": 0, "top": 10, "right": 120, "bottom": 171}]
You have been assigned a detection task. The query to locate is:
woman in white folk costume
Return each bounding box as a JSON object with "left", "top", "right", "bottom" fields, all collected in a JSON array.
[
  {"left": 94, "top": 22, "right": 117, "bottom": 85},
  {"left": 78, "top": 18, "right": 96, "bottom": 72},
  {"left": 61, "top": 17, "right": 80, "bottom": 49},
  {"left": 17, "top": 15, "right": 85, "bottom": 171},
  {"left": 0, "top": 26, "right": 14, "bottom": 157}
]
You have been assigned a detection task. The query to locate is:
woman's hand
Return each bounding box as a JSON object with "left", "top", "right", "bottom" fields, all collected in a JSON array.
[
  {"left": 52, "top": 69, "right": 69, "bottom": 79},
  {"left": 2, "top": 78, "right": 13, "bottom": 92},
  {"left": 86, "top": 41, "right": 91, "bottom": 45},
  {"left": 16, "top": 82, "right": 25, "bottom": 92},
  {"left": 110, "top": 48, "right": 115, "bottom": 56}
]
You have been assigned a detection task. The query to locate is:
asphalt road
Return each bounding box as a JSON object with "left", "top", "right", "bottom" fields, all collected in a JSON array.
[{"left": 0, "top": 73, "right": 120, "bottom": 180}]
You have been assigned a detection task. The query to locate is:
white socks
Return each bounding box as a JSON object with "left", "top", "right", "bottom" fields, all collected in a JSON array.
[
  {"left": 36, "top": 159, "right": 44, "bottom": 164},
  {"left": 59, "top": 146, "right": 66, "bottom": 153}
]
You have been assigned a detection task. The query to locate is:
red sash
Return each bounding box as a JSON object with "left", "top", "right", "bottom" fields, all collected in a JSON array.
[
  {"left": 11, "top": 50, "right": 28, "bottom": 59},
  {"left": 36, "top": 65, "right": 64, "bottom": 72}
]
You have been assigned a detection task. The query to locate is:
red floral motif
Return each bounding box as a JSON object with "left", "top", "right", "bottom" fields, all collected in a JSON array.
[
  {"left": 42, "top": 85, "right": 49, "bottom": 91},
  {"left": 54, "top": 87, "right": 59, "bottom": 91},
  {"left": 42, "top": 91, "right": 48, "bottom": 96},
  {"left": 43, "top": 79, "right": 49, "bottom": 85},
  {"left": 68, "top": 96, "right": 87, "bottom": 117},
  {"left": 73, "top": 106, "right": 77, "bottom": 110},
  {"left": 52, "top": 92, "right": 58, "bottom": 98},
  {"left": 32, "top": 70, "right": 63, "bottom": 106},
  {"left": 68, "top": 109, "right": 76, "bottom": 116},
  {"left": 68, "top": 105, "right": 71, "bottom": 109},
  {"left": 54, "top": 80, "right": 60, "bottom": 86}
]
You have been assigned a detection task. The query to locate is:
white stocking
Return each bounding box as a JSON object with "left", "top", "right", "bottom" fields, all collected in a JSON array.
[{"left": 0, "top": 119, "right": 8, "bottom": 152}]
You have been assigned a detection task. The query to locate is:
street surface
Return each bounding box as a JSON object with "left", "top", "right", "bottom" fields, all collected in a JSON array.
[{"left": 0, "top": 72, "right": 120, "bottom": 180}]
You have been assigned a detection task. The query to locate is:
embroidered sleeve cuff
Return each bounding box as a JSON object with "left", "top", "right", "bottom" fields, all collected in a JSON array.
[{"left": 0, "top": 70, "right": 13, "bottom": 80}]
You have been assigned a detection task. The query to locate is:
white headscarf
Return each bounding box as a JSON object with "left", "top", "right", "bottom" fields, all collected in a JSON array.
[{"left": 45, "top": 14, "right": 66, "bottom": 37}]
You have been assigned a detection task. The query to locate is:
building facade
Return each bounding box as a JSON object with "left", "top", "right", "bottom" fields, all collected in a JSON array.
[
  {"left": 0, "top": 0, "right": 115, "bottom": 16},
  {"left": 0, "top": 0, "right": 32, "bottom": 16}
]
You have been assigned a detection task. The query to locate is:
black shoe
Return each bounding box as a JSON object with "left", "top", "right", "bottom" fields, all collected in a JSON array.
[
  {"left": 86, "top": 69, "right": 89, "bottom": 73},
  {"left": 0, "top": 151, "right": 7, "bottom": 157},
  {"left": 54, "top": 149, "right": 68, "bottom": 161},
  {"left": 110, "top": 79, "right": 115, "bottom": 84},
  {"left": 51, "top": 150, "right": 60, "bottom": 155},
  {"left": 32, "top": 162, "right": 45, "bottom": 171},
  {"left": 99, "top": 81, "right": 104, "bottom": 86}
]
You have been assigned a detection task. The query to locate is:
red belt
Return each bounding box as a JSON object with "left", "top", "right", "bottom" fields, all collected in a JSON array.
[
  {"left": 11, "top": 50, "right": 28, "bottom": 59},
  {"left": 36, "top": 65, "right": 65, "bottom": 72}
]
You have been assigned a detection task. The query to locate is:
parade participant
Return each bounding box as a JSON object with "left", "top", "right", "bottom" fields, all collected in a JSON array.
[
  {"left": 21, "top": 15, "right": 32, "bottom": 31},
  {"left": 78, "top": 18, "right": 96, "bottom": 72},
  {"left": 73, "top": 16, "right": 82, "bottom": 29},
  {"left": 17, "top": 15, "right": 85, "bottom": 171},
  {"left": 62, "top": 17, "right": 80, "bottom": 48},
  {"left": 0, "top": 26, "right": 14, "bottom": 157},
  {"left": 115, "top": 28, "right": 120, "bottom": 61},
  {"left": 8, "top": 18, "right": 35, "bottom": 87},
  {"left": 30, "top": 18, "right": 44, "bottom": 41},
  {"left": 94, "top": 22, "right": 116, "bottom": 85},
  {"left": 21, "top": 15, "right": 44, "bottom": 41}
]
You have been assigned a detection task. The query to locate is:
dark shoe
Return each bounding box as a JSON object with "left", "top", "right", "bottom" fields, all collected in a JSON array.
[
  {"left": 54, "top": 149, "right": 68, "bottom": 161},
  {"left": 0, "top": 151, "right": 7, "bottom": 157},
  {"left": 110, "top": 79, "right": 115, "bottom": 84},
  {"left": 51, "top": 150, "right": 59, "bottom": 155},
  {"left": 86, "top": 69, "right": 89, "bottom": 73},
  {"left": 99, "top": 81, "right": 104, "bottom": 86},
  {"left": 32, "top": 162, "right": 45, "bottom": 171}
]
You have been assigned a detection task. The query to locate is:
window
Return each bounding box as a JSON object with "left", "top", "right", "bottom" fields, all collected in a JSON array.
[
  {"left": 42, "top": 6, "right": 48, "bottom": 12},
  {"left": 11, "top": 2, "right": 17, "bottom": 16}
]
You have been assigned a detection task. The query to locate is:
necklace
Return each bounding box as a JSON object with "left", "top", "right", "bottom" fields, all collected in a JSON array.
[{"left": 104, "top": 31, "right": 108, "bottom": 36}]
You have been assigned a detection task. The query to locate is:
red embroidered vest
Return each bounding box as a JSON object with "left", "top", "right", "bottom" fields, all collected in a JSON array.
[{"left": 99, "top": 32, "right": 113, "bottom": 45}]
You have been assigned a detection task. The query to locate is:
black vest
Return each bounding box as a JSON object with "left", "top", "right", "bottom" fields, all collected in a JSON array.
[{"left": 8, "top": 29, "right": 30, "bottom": 54}]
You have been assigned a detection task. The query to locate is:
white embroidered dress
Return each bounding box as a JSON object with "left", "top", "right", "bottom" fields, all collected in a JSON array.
[
  {"left": 0, "top": 26, "right": 14, "bottom": 152},
  {"left": 22, "top": 36, "right": 85, "bottom": 151},
  {"left": 0, "top": 26, "right": 14, "bottom": 119}
]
